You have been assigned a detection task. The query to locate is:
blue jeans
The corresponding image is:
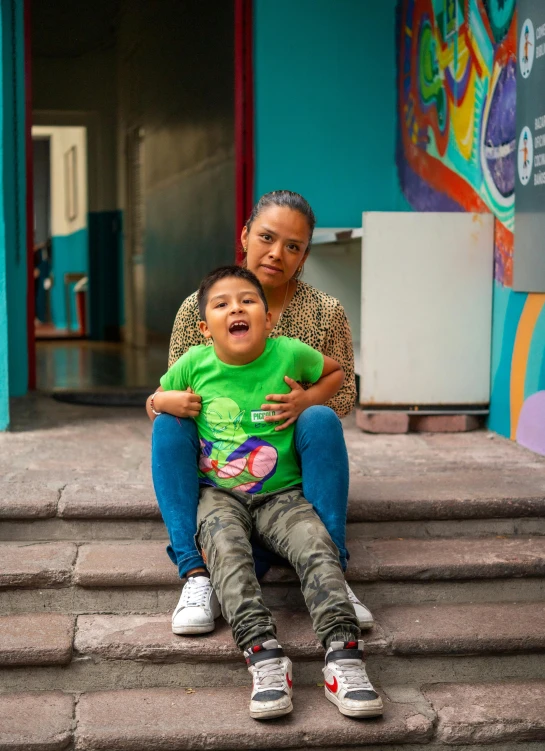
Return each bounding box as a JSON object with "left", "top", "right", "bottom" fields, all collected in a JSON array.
[{"left": 151, "top": 405, "right": 349, "bottom": 579}]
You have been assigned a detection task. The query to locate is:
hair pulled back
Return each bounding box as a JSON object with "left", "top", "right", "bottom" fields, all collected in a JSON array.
[{"left": 245, "top": 190, "right": 316, "bottom": 251}]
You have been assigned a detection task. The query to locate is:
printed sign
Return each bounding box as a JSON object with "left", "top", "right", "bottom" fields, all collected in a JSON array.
[{"left": 514, "top": 0, "right": 545, "bottom": 291}]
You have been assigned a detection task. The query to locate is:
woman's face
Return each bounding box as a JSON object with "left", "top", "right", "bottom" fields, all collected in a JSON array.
[{"left": 241, "top": 205, "right": 311, "bottom": 289}]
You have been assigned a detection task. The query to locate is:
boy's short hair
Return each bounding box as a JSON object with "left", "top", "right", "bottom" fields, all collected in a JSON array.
[{"left": 197, "top": 265, "right": 269, "bottom": 320}]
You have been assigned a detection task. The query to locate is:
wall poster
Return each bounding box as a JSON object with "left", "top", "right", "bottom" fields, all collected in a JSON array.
[{"left": 515, "top": 0, "right": 545, "bottom": 291}]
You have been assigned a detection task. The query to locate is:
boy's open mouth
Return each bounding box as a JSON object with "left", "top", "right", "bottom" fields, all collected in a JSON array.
[{"left": 229, "top": 320, "right": 250, "bottom": 337}]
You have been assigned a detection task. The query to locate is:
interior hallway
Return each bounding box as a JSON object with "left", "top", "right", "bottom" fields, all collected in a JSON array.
[{"left": 36, "top": 340, "right": 167, "bottom": 391}]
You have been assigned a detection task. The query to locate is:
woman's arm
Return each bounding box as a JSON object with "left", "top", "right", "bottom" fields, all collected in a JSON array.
[
  {"left": 322, "top": 302, "right": 357, "bottom": 418},
  {"left": 263, "top": 355, "right": 344, "bottom": 432}
]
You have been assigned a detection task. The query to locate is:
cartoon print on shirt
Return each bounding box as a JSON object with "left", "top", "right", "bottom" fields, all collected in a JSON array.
[{"left": 198, "top": 397, "right": 278, "bottom": 493}]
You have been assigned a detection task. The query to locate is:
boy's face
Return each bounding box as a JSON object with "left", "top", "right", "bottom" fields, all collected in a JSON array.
[{"left": 199, "top": 276, "right": 272, "bottom": 364}]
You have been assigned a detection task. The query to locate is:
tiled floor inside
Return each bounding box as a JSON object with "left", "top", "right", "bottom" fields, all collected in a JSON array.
[{"left": 36, "top": 340, "right": 168, "bottom": 391}]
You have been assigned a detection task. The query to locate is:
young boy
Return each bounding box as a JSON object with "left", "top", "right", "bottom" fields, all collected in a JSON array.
[{"left": 151, "top": 266, "right": 383, "bottom": 721}]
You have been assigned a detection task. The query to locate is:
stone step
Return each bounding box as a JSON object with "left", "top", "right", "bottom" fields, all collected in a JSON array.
[
  {"left": 2, "top": 602, "right": 545, "bottom": 692},
  {"left": 2, "top": 474, "right": 545, "bottom": 543},
  {"left": 4, "top": 515, "right": 545, "bottom": 544},
  {"left": 0, "top": 613, "right": 74, "bottom": 666},
  {"left": 2, "top": 680, "right": 545, "bottom": 750},
  {"left": 3, "top": 536, "right": 545, "bottom": 615}
]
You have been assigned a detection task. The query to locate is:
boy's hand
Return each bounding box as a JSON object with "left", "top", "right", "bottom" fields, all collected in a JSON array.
[
  {"left": 262, "top": 377, "right": 310, "bottom": 431},
  {"left": 155, "top": 387, "right": 202, "bottom": 418}
]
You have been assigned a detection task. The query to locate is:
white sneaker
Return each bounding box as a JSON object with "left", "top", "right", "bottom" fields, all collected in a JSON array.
[
  {"left": 323, "top": 639, "right": 383, "bottom": 717},
  {"left": 171, "top": 576, "right": 221, "bottom": 635},
  {"left": 345, "top": 582, "right": 374, "bottom": 629},
  {"left": 244, "top": 639, "right": 293, "bottom": 720}
]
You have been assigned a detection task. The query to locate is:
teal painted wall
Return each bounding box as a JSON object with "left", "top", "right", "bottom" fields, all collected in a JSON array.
[
  {"left": 51, "top": 228, "right": 88, "bottom": 330},
  {"left": 0, "top": 0, "right": 8, "bottom": 428},
  {"left": 3, "top": 0, "right": 26, "bottom": 399},
  {"left": 88, "top": 210, "right": 122, "bottom": 340},
  {"left": 254, "top": 0, "right": 410, "bottom": 226}
]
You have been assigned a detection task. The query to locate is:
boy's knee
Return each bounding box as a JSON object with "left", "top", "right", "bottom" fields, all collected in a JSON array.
[
  {"left": 287, "top": 514, "right": 337, "bottom": 559},
  {"left": 298, "top": 405, "right": 340, "bottom": 430}
]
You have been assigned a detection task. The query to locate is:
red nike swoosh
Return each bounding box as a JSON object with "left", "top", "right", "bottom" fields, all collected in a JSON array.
[
  {"left": 325, "top": 677, "right": 338, "bottom": 693},
  {"left": 286, "top": 674, "right": 293, "bottom": 689}
]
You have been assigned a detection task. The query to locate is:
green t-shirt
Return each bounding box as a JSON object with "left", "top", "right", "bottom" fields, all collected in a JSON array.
[{"left": 160, "top": 336, "right": 324, "bottom": 494}]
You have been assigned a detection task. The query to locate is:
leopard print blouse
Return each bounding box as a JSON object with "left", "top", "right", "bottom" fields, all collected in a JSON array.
[{"left": 168, "top": 280, "right": 357, "bottom": 417}]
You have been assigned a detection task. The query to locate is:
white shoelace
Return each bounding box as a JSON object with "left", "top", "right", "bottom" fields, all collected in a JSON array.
[
  {"left": 253, "top": 659, "right": 286, "bottom": 691},
  {"left": 345, "top": 583, "right": 360, "bottom": 605},
  {"left": 334, "top": 660, "right": 374, "bottom": 691},
  {"left": 179, "top": 577, "right": 211, "bottom": 609}
]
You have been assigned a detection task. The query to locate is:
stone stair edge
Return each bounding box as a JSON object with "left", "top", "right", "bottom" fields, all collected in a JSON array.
[
  {"left": 2, "top": 478, "right": 545, "bottom": 522},
  {"left": 3, "top": 601, "right": 545, "bottom": 668},
  {"left": 2, "top": 680, "right": 545, "bottom": 750},
  {"left": 71, "top": 600, "right": 545, "bottom": 663},
  {"left": 4, "top": 534, "right": 545, "bottom": 590}
]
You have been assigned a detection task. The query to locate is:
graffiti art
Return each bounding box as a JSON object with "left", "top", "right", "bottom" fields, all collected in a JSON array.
[{"left": 397, "top": 0, "right": 517, "bottom": 286}]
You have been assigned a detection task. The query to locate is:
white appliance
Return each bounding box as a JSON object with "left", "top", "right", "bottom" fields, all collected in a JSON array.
[{"left": 305, "top": 212, "right": 495, "bottom": 412}]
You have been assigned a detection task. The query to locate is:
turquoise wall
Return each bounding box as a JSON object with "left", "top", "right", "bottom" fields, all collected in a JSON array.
[
  {"left": 254, "top": 0, "right": 410, "bottom": 226},
  {"left": 0, "top": 0, "right": 8, "bottom": 428},
  {"left": 2, "top": 0, "right": 26, "bottom": 401},
  {"left": 51, "top": 228, "right": 88, "bottom": 330}
]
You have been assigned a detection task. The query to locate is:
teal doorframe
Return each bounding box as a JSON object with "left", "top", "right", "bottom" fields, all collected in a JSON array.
[
  {"left": 0, "top": 0, "right": 27, "bottom": 429},
  {"left": 0, "top": 1, "right": 7, "bottom": 429}
]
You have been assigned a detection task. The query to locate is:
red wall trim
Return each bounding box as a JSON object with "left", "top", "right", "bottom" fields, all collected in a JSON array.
[
  {"left": 24, "top": 0, "right": 35, "bottom": 389},
  {"left": 234, "top": 0, "right": 254, "bottom": 263}
]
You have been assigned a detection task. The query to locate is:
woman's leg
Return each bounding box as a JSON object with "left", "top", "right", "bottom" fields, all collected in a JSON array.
[
  {"left": 294, "top": 405, "right": 374, "bottom": 629},
  {"left": 294, "top": 405, "right": 349, "bottom": 570},
  {"left": 151, "top": 414, "right": 205, "bottom": 577}
]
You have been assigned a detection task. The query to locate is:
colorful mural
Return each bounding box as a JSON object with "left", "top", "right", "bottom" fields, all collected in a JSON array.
[
  {"left": 397, "top": 0, "right": 516, "bottom": 284},
  {"left": 397, "top": 0, "right": 545, "bottom": 454}
]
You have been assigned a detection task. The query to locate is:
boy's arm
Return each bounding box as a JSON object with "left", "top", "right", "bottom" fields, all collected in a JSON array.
[
  {"left": 263, "top": 355, "right": 344, "bottom": 431},
  {"left": 146, "top": 386, "right": 202, "bottom": 422},
  {"left": 146, "top": 349, "right": 203, "bottom": 423}
]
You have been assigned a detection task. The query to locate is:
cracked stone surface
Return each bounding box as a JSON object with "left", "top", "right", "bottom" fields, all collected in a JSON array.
[
  {"left": 376, "top": 601, "right": 545, "bottom": 654},
  {"left": 74, "top": 610, "right": 387, "bottom": 662},
  {"left": 75, "top": 542, "right": 179, "bottom": 586},
  {"left": 59, "top": 484, "right": 160, "bottom": 519},
  {"left": 0, "top": 481, "right": 60, "bottom": 518},
  {"left": 75, "top": 686, "right": 433, "bottom": 750},
  {"left": 0, "top": 613, "right": 74, "bottom": 665},
  {"left": 423, "top": 681, "right": 545, "bottom": 743},
  {"left": 0, "top": 542, "right": 77, "bottom": 588},
  {"left": 0, "top": 691, "right": 74, "bottom": 748}
]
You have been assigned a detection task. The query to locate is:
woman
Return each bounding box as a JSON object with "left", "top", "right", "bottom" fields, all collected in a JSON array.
[{"left": 151, "top": 190, "right": 373, "bottom": 635}]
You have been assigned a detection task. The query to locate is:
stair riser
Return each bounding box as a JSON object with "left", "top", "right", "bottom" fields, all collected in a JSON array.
[
  {"left": 347, "top": 517, "right": 545, "bottom": 540},
  {"left": 299, "top": 746, "right": 545, "bottom": 751},
  {"left": 3, "top": 516, "right": 545, "bottom": 542},
  {"left": 0, "top": 519, "right": 168, "bottom": 542},
  {"left": 3, "top": 577, "right": 545, "bottom": 615},
  {"left": 0, "top": 653, "right": 542, "bottom": 694}
]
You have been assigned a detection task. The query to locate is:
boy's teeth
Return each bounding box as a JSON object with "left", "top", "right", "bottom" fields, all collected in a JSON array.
[{"left": 230, "top": 321, "right": 248, "bottom": 332}]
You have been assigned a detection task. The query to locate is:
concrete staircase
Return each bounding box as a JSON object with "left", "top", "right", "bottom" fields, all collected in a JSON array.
[{"left": 1, "top": 399, "right": 545, "bottom": 749}]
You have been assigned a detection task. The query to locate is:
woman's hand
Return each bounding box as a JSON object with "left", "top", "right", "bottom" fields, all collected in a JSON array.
[
  {"left": 155, "top": 388, "right": 202, "bottom": 418},
  {"left": 262, "top": 376, "right": 311, "bottom": 431}
]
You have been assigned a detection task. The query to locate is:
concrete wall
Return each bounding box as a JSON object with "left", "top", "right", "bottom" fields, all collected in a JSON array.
[
  {"left": 253, "top": 0, "right": 410, "bottom": 227},
  {"left": 117, "top": 0, "right": 235, "bottom": 339}
]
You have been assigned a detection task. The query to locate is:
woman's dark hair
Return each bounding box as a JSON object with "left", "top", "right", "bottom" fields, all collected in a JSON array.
[
  {"left": 197, "top": 265, "right": 268, "bottom": 320},
  {"left": 245, "top": 190, "right": 316, "bottom": 251}
]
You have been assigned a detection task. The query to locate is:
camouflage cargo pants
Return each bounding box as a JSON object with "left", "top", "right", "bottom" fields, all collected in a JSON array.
[{"left": 196, "top": 485, "right": 360, "bottom": 651}]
